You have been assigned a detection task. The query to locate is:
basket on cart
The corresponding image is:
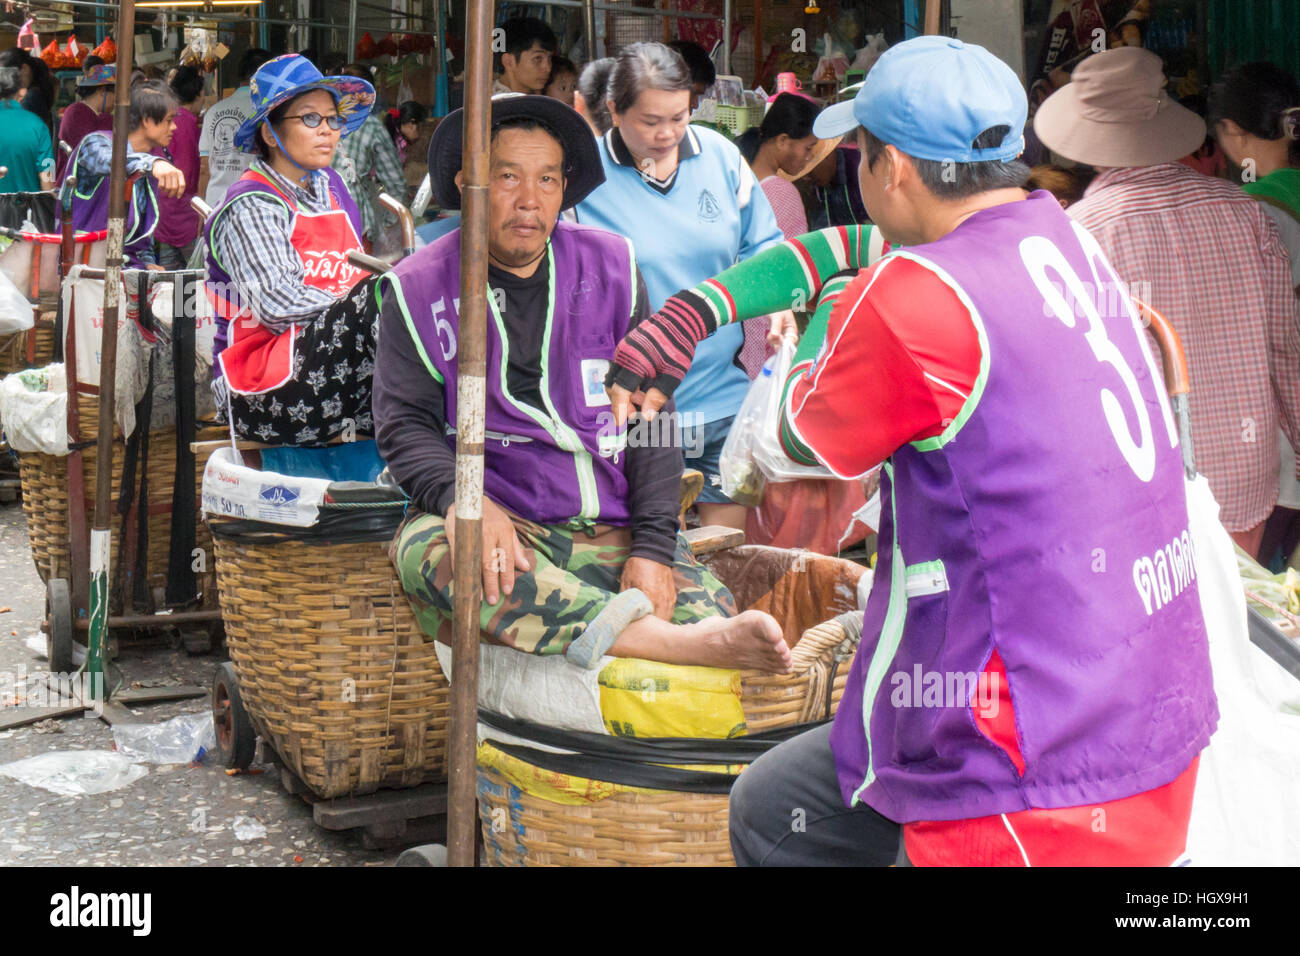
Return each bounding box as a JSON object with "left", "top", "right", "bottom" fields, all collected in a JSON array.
[
  {"left": 0, "top": 190, "right": 103, "bottom": 375},
  {"left": 475, "top": 545, "right": 866, "bottom": 866},
  {"left": 203, "top": 445, "right": 451, "bottom": 798}
]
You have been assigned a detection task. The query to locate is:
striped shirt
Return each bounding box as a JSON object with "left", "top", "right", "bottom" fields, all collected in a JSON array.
[
  {"left": 332, "top": 113, "right": 407, "bottom": 240},
  {"left": 209, "top": 159, "right": 342, "bottom": 333},
  {"left": 1069, "top": 163, "right": 1300, "bottom": 532}
]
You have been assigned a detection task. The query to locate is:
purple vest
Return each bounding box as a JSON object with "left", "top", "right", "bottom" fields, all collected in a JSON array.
[
  {"left": 204, "top": 164, "right": 362, "bottom": 360},
  {"left": 831, "top": 193, "right": 1218, "bottom": 823},
  {"left": 67, "top": 133, "right": 159, "bottom": 268},
  {"left": 383, "top": 221, "right": 638, "bottom": 528}
]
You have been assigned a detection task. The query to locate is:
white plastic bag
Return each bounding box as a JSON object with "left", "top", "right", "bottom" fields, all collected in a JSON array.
[
  {"left": 718, "top": 355, "right": 775, "bottom": 507},
  {"left": 752, "top": 337, "right": 836, "bottom": 483},
  {"left": 0, "top": 268, "right": 33, "bottom": 335},
  {"left": 0, "top": 364, "right": 68, "bottom": 455},
  {"left": 1184, "top": 474, "right": 1300, "bottom": 865},
  {"left": 112, "top": 711, "right": 216, "bottom": 765},
  {"left": 0, "top": 751, "right": 148, "bottom": 796}
]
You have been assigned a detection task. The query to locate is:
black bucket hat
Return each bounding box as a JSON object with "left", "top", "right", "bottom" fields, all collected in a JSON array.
[{"left": 428, "top": 93, "right": 604, "bottom": 211}]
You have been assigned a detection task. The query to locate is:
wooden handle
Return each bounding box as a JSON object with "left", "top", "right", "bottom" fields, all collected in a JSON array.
[{"left": 1136, "top": 299, "right": 1190, "bottom": 399}]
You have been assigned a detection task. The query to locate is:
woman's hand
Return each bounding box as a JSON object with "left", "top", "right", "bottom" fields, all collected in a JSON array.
[
  {"left": 767, "top": 310, "right": 799, "bottom": 348},
  {"left": 151, "top": 159, "right": 186, "bottom": 199}
]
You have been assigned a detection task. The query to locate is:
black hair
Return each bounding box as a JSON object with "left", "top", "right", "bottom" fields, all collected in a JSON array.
[
  {"left": 577, "top": 57, "right": 616, "bottom": 134},
  {"left": 385, "top": 100, "right": 428, "bottom": 141},
  {"left": 861, "top": 124, "right": 1030, "bottom": 200},
  {"left": 82, "top": 54, "right": 105, "bottom": 74},
  {"left": 667, "top": 39, "right": 715, "bottom": 88},
  {"left": 239, "top": 48, "right": 273, "bottom": 83},
  {"left": 253, "top": 96, "right": 300, "bottom": 161},
  {"left": 0, "top": 49, "right": 53, "bottom": 110},
  {"left": 129, "top": 79, "right": 179, "bottom": 132},
  {"left": 170, "top": 65, "right": 204, "bottom": 106},
  {"left": 547, "top": 55, "right": 577, "bottom": 84},
  {"left": 496, "top": 17, "right": 557, "bottom": 73},
  {"left": 0, "top": 66, "right": 20, "bottom": 100},
  {"left": 607, "top": 41, "right": 692, "bottom": 115},
  {"left": 737, "top": 92, "right": 819, "bottom": 161},
  {"left": 1208, "top": 61, "right": 1300, "bottom": 166}
]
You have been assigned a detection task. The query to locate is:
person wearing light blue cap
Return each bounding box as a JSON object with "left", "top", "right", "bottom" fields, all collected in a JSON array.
[
  {"left": 201, "top": 53, "right": 384, "bottom": 446},
  {"left": 604, "top": 35, "right": 1216, "bottom": 866}
]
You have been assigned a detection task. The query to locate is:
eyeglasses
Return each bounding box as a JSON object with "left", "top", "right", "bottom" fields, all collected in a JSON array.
[{"left": 282, "top": 112, "right": 345, "bottom": 130}]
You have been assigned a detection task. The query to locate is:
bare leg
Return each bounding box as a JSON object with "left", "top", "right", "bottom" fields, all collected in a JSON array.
[
  {"left": 697, "top": 502, "right": 749, "bottom": 531},
  {"left": 609, "top": 609, "right": 792, "bottom": 674}
]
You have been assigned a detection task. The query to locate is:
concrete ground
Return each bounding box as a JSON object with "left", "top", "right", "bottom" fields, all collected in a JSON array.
[{"left": 0, "top": 498, "right": 422, "bottom": 867}]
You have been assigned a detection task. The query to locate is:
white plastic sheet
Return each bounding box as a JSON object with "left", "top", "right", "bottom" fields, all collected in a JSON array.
[
  {"left": 1186, "top": 475, "right": 1300, "bottom": 865},
  {"left": 111, "top": 712, "right": 215, "bottom": 765},
  {"left": 0, "top": 364, "right": 67, "bottom": 455},
  {"left": 0, "top": 751, "right": 148, "bottom": 796},
  {"left": 0, "top": 267, "right": 33, "bottom": 335}
]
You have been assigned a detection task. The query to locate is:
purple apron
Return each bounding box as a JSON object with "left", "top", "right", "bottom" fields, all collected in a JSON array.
[{"left": 832, "top": 192, "right": 1218, "bottom": 823}]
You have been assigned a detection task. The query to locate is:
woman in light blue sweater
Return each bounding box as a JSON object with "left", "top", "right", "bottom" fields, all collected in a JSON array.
[{"left": 573, "top": 42, "right": 784, "bottom": 530}]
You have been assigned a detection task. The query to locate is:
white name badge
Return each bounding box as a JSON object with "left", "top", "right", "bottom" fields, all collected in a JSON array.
[{"left": 581, "top": 359, "right": 611, "bottom": 407}]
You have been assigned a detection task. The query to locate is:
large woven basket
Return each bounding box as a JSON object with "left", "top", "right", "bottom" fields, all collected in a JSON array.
[
  {"left": 16, "top": 407, "right": 213, "bottom": 597},
  {"left": 0, "top": 310, "right": 57, "bottom": 376},
  {"left": 477, "top": 546, "right": 864, "bottom": 867},
  {"left": 211, "top": 532, "right": 450, "bottom": 799}
]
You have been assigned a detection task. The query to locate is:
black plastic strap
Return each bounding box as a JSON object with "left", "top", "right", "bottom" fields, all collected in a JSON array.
[
  {"left": 206, "top": 505, "right": 405, "bottom": 544},
  {"left": 486, "top": 740, "right": 743, "bottom": 794}
]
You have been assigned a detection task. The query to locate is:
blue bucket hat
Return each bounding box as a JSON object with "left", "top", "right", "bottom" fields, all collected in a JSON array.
[
  {"left": 813, "top": 35, "right": 1027, "bottom": 164},
  {"left": 77, "top": 64, "right": 116, "bottom": 89},
  {"left": 233, "top": 54, "right": 375, "bottom": 153}
]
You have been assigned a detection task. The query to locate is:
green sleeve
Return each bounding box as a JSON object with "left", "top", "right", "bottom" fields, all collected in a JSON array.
[{"left": 683, "top": 225, "right": 880, "bottom": 327}]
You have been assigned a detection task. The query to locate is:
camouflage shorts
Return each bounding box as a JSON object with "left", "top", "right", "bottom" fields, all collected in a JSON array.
[{"left": 391, "top": 510, "right": 737, "bottom": 656}]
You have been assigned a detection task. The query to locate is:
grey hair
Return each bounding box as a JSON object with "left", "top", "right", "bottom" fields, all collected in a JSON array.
[
  {"left": 861, "top": 125, "right": 1030, "bottom": 200},
  {"left": 607, "top": 41, "right": 691, "bottom": 115},
  {"left": 578, "top": 57, "right": 616, "bottom": 135},
  {"left": 0, "top": 66, "right": 20, "bottom": 100}
]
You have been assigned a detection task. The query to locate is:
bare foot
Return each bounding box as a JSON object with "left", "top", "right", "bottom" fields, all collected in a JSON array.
[{"left": 698, "top": 610, "right": 792, "bottom": 674}]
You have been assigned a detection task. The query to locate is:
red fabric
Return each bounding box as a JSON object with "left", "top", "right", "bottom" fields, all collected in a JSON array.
[
  {"left": 905, "top": 757, "right": 1200, "bottom": 866},
  {"left": 786, "top": 255, "right": 981, "bottom": 477},
  {"left": 55, "top": 101, "right": 112, "bottom": 182},
  {"left": 745, "top": 477, "right": 870, "bottom": 553},
  {"left": 971, "top": 648, "right": 1026, "bottom": 777},
  {"left": 1070, "top": 163, "right": 1300, "bottom": 532},
  {"left": 216, "top": 168, "right": 364, "bottom": 395}
]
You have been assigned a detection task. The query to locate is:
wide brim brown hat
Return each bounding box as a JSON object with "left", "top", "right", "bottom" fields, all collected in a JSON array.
[
  {"left": 428, "top": 93, "right": 603, "bottom": 211},
  {"left": 1034, "top": 46, "right": 1205, "bottom": 168},
  {"left": 779, "top": 134, "right": 845, "bottom": 182}
]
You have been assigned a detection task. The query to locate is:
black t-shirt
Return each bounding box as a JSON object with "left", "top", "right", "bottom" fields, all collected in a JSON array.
[{"left": 489, "top": 254, "right": 549, "bottom": 411}]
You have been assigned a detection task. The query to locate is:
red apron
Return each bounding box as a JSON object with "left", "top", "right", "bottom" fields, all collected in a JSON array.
[{"left": 216, "top": 168, "right": 365, "bottom": 395}]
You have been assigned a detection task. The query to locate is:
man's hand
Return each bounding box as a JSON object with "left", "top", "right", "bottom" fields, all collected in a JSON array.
[
  {"left": 767, "top": 310, "right": 799, "bottom": 348},
  {"left": 445, "top": 496, "right": 532, "bottom": 606},
  {"left": 620, "top": 556, "right": 676, "bottom": 620},
  {"left": 605, "top": 299, "right": 716, "bottom": 426},
  {"left": 151, "top": 159, "right": 186, "bottom": 199}
]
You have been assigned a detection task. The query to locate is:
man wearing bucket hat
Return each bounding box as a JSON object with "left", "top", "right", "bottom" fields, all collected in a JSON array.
[
  {"left": 1037, "top": 46, "right": 1300, "bottom": 560},
  {"left": 373, "top": 94, "right": 791, "bottom": 674},
  {"left": 55, "top": 63, "right": 115, "bottom": 183},
  {"left": 202, "top": 53, "right": 380, "bottom": 446},
  {"left": 603, "top": 35, "right": 1218, "bottom": 865}
]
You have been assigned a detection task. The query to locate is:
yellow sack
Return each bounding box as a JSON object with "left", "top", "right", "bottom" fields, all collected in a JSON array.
[{"left": 597, "top": 658, "right": 746, "bottom": 739}]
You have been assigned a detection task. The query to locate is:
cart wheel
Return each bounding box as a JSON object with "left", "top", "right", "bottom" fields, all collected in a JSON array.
[
  {"left": 212, "top": 662, "right": 255, "bottom": 770},
  {"left": 395, "top": 844, "right": 447, "bottom": 867},
  {"left": 45, "top": 578, "right": 73, "bottom": 673}
]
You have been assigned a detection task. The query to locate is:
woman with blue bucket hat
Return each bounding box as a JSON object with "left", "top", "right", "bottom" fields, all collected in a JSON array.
[
  {"left": 603, "top": 35, "right": 1218, "bottom": 865},
  {"left": 202, "top": 53, "right": 381, "bottom": 445}
]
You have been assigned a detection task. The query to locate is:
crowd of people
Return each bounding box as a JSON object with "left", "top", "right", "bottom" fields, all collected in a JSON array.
[{"left": 4, "top": 17, "right": 1300, "bottom": 866}]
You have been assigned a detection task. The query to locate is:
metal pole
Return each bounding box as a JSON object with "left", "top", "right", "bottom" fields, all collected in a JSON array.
[
  {"left": 447, "top": 0, "right": 494, "bottom": 869},
  {"left": 88, "top": 0, "right": 137, "bottom": 702},
  {"left": 722, "top": 0, "right": 731, "bottom": 75},
  {"left": 582, "top": 0, "right": 596, "bottom": 62},
  {"left": 348, "top": 0, "right": 358, "bottom": 60}
]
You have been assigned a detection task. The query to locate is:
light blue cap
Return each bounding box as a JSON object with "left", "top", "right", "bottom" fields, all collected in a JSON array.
[{"left": 812, "top": 35, "right": 1027, "bottom": 164}]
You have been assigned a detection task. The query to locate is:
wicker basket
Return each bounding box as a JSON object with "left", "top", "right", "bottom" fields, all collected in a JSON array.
[
  {"left": 211, "top": 533, "right": 450, "bottom": 799},
  {"left": 477, "top": 547, "right": 864, "bottom": 867},
  {"left": 0, "top": 311, "right": 57, "bottom": 376},
  {"left": 16, "top": 421, "right": 213, "bottom": 595}
]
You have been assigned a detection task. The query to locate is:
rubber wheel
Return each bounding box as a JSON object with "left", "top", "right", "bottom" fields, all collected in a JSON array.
[
  {"left": 45, "top": 578, "right": 73, "bottom": 673},
  {"left": 395, "top": 844, "right": 448, "bottom": 867},
  {"left": 212, "top": 662, "right": 255, "bottom": 770}
]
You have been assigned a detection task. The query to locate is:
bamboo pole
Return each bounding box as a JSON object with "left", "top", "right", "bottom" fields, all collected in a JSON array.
[
  {"left": 924, "top": 0, "right": 941, "bottom": 35},
  {"left": 446, "top": 0, "right": 494, "bottom": 868},
  {"left": 86, "top": 0, "right": 137, "bottom": 699}
]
